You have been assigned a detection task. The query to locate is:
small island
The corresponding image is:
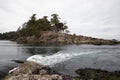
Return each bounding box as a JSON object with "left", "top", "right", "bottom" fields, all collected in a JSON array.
[
  {"left": 1, "top": 14, "right": 120, "bottom": 80},
  {"left": 0, "top": 14, "right": 120, "bottom": 45}
]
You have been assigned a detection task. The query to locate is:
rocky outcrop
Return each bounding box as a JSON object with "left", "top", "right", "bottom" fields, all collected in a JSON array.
[
  {"left": 5, "top": 61, "right": 74, "bottom": 80},
  {"left": 17, "top": 31, "right": 120, "bottom": 45},
  {"left": 5, "top": 61, "right": 120, "bottom": 80},
  {"left": 75, "top": 68, "right": 120, "bottom": 80}
]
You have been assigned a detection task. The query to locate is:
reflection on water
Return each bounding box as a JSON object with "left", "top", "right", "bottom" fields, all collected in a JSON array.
[
  {"left": 0, "top": 40, "right": 62, "bottom": 78},
  {"left": 26, "top": 46, "right": 61, "bottom": 55}
]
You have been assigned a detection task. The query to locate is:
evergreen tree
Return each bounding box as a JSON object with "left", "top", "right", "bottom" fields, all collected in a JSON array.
[{"left": 18, "top": 13, "right": 69, "bottom": 37}]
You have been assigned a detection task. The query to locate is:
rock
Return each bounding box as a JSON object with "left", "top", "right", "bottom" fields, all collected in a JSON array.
[
  {"left": 6, "top": 61, "right": 74, "bottom": 80},
  {"left": 8, "top": 61, "right": 44, "bottom": 76},
  {"left": 39, "top": 69, "right": 47, "bottom": 75},
  {"left": 75, "top": 68, "right": 120, "bottom": 80},
  {"left": 27, "top": 36, "right": 36, "bottom": 43},
  {"left": 17, "top": 31, "right": 120, "bottom": 45}
]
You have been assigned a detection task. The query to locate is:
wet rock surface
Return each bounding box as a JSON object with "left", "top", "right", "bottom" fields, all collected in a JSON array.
[
  {"left": 5, "top": 61, "right": 74, "bottom": 80},
  {"left": 75, "top": 68, "right": 120, "bottom": 80}
]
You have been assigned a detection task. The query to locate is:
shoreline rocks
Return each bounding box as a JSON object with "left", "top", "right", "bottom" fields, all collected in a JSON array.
[
  {"left": 5, "top": 61, "right": 120, "bottom": 80},
  {"left": 75, "top": 68, "right": 120, "bottom": 80},
  {"left": 5, "top": 61, "right": 74, "bottom": 80},
  {"left": 17, "top": 31, "right": 120, "bottom": 45}
]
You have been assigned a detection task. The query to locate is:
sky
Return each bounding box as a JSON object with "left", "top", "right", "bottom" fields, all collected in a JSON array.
[{"left": 0, "top": 0, "right": 120, "bottom": 40}]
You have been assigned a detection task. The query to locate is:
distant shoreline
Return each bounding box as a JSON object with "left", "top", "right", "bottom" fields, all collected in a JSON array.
[
  {"left": 14, "top": 31, "right": 120, "bottom": 45},
  {"left": 0, "top": 31, "right": 120, "bottom": 45}
]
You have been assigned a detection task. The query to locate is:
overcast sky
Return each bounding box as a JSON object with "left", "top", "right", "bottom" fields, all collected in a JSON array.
[{"left": 0, "top": 0, "right": 120, "bottom": 40}]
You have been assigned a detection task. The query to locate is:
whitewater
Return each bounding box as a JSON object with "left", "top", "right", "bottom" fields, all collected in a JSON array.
[{"left": 27, "top": 50, "right": 100, "bottom": 66}]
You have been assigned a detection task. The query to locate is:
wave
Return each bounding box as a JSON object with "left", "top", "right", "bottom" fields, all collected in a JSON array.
[{"left": 27, "top": 51, "right": 97, "bottom": 66}]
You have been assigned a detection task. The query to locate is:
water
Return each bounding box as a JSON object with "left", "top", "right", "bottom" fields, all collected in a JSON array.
[
  {"left": 0, "top": 40, "right": 120, "bottom": 78},
  {"left": 0, "top": 40, "right": 63, "bottom": 78}
]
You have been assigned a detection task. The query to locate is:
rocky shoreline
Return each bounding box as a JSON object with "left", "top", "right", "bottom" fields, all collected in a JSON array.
[
  {"left": 75, "top": 68, "right": 120, "bottom": 80},
  {"left": 4, "top": 61, "right": 120, "bottom": 80},
  {"left": 16, "top": 31, "right": 120, "bottom": 45},
  {"left": 5, "top": 61, "right": 74, "bottom": 80}
]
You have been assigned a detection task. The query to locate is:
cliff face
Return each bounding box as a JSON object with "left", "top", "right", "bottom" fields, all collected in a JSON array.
[
  {"left": 5, "top": 61, "right": 74, "bottom": 80},
  {"left": 17, "top": 31, "right": 119, "bottom": 45}
]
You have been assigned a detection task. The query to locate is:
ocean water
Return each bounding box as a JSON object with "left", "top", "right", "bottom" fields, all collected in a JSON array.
[{"left": 0, "top": 40, "right": 120, "bottom": 78}]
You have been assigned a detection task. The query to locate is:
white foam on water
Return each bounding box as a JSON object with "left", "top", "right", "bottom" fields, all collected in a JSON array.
[{"left": 27, "top": 51, "right": 98, "bottom": 66}]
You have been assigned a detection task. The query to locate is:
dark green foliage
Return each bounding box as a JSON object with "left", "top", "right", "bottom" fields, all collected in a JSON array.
[
  {"left": 51, "top": 14, "right": 60, "bottom": 24},
  {"left": 50, "top": 14, "right": 68, "bottom": 32},
  {"left": 18, "top": 13, "right": 69, "bottom": 37},
  {"left": 0, "top": 31, "right": 18, "bottom": 40}
]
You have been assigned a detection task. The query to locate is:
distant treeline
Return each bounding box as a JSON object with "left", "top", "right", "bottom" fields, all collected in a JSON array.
[
  {"left": 0, "top": 14, "right": 69, "bottom": 40},
  {"left": 0, "top": 32, "right": 17, "bottom": 40}
]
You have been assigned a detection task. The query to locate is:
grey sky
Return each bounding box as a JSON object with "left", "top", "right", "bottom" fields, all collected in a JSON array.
[{"left": 0, "top": 0, "right": 120, "bottom": 39}]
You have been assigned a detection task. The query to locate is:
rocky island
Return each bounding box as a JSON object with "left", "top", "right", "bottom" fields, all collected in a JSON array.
[
  {"left": 0, "top": 14, "right": 120, "bottom": 45},
  {"left": 1, "top": 14, "right": 120, "bottom": 80}
]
